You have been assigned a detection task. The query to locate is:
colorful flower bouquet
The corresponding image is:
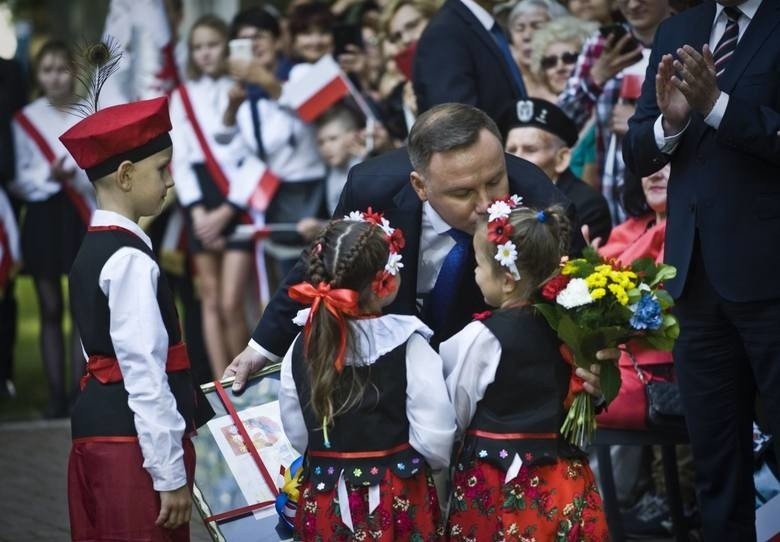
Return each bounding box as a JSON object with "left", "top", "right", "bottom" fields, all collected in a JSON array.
[{"left": 534, "top": 247, "right": 680, "bottom": 448}]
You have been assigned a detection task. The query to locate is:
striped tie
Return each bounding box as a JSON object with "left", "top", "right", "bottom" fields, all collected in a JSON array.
[{"left": 713, "top": 7, "right": 742, "bottom": 78}]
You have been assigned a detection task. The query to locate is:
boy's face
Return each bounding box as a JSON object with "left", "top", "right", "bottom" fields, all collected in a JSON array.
[
  {"left": 316, "top": 121, "right": 358, "bottom": 168},
  {"left": 130, "top": 147, "right": 174, "bottom": 217}
]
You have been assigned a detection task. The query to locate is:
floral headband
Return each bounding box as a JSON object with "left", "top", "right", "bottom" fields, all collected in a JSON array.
[
  {"left": 344, "top": 207, "right": 405, "bottom": 296},
  {"left": 486, "top": 195, "right": 524, "bottom": 280}
]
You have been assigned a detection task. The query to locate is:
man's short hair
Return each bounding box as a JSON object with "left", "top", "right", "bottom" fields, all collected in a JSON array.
[{"left": 408, "top": 103, "right": 502, "bottom": 173}]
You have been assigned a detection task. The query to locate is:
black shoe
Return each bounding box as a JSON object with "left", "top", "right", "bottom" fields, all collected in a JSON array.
[{"left": 622, "top": 492, "right": 672, "bottom": 538}]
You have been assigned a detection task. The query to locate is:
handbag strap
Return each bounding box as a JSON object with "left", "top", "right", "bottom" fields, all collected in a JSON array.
[{"left": 624, "top": 348, "right": 651, "bottom": 385}]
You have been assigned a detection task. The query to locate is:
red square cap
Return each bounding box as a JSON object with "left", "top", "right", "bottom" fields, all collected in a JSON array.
[{"left": 60, "top": 96, "right": 172, "bottom": 181}]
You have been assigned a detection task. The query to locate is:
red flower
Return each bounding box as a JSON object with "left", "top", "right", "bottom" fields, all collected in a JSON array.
[
  {"left": 472, "top": 310, "right": 492, "bottom": 321},
  {"left": 363, "top": 207, "right": 384, "bottom": 225},
  {"left": 567, "top": 522, "right": 581, "bottom": 542},
  {"left": 541, "top": 273, "right": 571, "bottom": 300},
  {"left": 487, "top": 217, "right": 513, "bottom": 244},
  {"left": 371, "top": 271, "right": 396, "bottom": 298},
  {"left": 387, "top": 228, "right": 405, "bottom": 253}
]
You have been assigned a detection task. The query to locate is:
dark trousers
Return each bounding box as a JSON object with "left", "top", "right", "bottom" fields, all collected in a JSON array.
[
  {"left": 674, "top": 240, "right": 780, "bottom": 541},
  {"left": 0, "top": 279, "right": 16, "bottom": 384}
]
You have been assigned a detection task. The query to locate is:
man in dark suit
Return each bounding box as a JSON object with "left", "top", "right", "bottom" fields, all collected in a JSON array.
[
  {"left": 499, "top": 98, "right": 613, "bottom": 246},
  {"left": 412, "top": 0, "right": 527, "bottom": 122},
  {"left": 225, "top": 104, "right": 609, "bottom": 393},
  {"left": 623, "top": 1, "right": 780, "bottom": 538}
]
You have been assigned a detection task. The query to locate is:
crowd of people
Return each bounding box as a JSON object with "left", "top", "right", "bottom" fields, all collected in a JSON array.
[{"left": 0, "top": 0, "right": 777, "bottom": 540}]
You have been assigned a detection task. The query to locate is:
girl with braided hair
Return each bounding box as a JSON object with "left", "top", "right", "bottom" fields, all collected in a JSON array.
[
  {"left": 278, "top": 212, "right": 455, "bottom": 541},
  {"left": 441, "top": 200, "right": 609, "bottom": 541}
]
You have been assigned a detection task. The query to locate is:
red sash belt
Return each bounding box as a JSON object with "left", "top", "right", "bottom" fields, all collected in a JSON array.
[
  {"left": 80, "top": 342, "right": 190, "bottom": 390},
  {"left": 308, "top": 442, "right": 411, "bottom": 459},
  {"left": 466, "top": 429, "right": 558, "bottom": 440}
]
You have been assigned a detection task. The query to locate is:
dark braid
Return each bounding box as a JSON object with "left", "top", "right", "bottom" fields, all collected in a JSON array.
[{"left": 332, "top": 225, "right": 379, "bottom": 288}]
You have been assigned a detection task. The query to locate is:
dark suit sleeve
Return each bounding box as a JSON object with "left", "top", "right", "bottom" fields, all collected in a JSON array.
[
  {"left": 716, "top": 96, "right": 780, "bottom": 166},
  {"left": 579, "top": 191, "right": 613, "bottom": 247},
  {"left": 623, "top": 23, "right": 674, "bottom": 178},
  {"left": 249, "top": 166, "right": 359, "bottom": 357},
  {"left": 412, "top": 22, "right": 479, "bottom": 113}
]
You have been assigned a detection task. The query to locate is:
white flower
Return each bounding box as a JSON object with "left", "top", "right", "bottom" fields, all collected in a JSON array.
[
  {"left": 385, "top": 252, "right": 404, "bottom": 275},
  {"left": 344, "top": 211, "right": 364, "bottom": 221},
  {"left": 478, "top": 449, "right": 488, "bottom": 458},
  {"left": 316, "top": 482, "right": 325, "bottom": 491},
  {"left": 488, "top": 200, "right": 513, "bottom": 221},
  {"left": 379, "top": 217, "right": 395, "bottom": 236},
  {"left": 510, "top": 194, "right": 523, "bottom": 206},
  {"left": 494, "top": 241, "right": 518, "bottom": 267},
  {"left": 556, "top": 278, "right": 594, "bottom": 309}
]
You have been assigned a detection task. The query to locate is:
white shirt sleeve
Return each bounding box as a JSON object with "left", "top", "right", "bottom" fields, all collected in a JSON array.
[
  {"left": 9, "top": 118, "right": 61, "bottom": 201},
  {"left": 440, "top": 321, "right": 503, "bottom": 434},
  {"left": 405, "top": 333, "right": 456, "bottom": 470},
  {"left": 169, "top": 89, "right": 204, "bottom": 208},
  {"left": 704, "top": 91, "right": 729, "bottom": 130},
  {"left": 652, "top": 114, "right": 690, "bottom": 155},
  {"left": 224, "top": 101, "right": 274, "bottom": 210},
  {"left": 248, "top": 339, "right": 283, "bottom": 363},
  {"left": 99, "top": 247, "right": 187, "bottom": 492},
  {"left": 279, "top": 337, "right": 308, "bottom": 454}
]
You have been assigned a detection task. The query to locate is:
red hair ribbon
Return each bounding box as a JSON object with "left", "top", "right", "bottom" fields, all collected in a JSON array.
[
  {"left": 288, "top": 282, "right": 361, "bottom": 373},
  {"left": 560, "top": 343, "right": 586, "bottom": 410}
]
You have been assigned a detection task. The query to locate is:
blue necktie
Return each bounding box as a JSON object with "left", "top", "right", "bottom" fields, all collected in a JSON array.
[
  {"left": 490, "top": 22, "right": 528, "bottom": 98},
  {"left": 429, "top": 229, "right": 471, "bottom": 332}
]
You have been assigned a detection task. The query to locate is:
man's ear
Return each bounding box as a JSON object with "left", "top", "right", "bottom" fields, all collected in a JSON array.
[
  {"left": 410, "top": 171, "right": 428, "bottom": 202},
  {"left": 554, "top": 146, "right": 572, "bottom": 176},
  {"left": 116, "top": 160, "right": 135, "bottom": 192}
]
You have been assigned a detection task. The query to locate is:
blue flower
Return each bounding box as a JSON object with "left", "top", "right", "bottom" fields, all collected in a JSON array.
[{"left": 630, "top": 293, "right": 663, "bottom": 330}]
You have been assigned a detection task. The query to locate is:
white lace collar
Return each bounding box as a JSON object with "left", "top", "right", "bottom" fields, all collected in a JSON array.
[{"left": 292, "top": 309, "right": 433, "bottom": 366}]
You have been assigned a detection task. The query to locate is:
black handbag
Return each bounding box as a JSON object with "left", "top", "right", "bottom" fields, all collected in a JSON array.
[{"left": 628, "top": 351, "right": 687, "bottom": 431}]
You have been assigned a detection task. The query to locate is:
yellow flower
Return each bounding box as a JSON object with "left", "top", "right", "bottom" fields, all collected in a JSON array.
[
  {"left": 608, "top": 283, "right": 629, "bottom": 305},
  {"left": 562, "top": 261, "right": 578, "bottom": 275},
  {"left": 595, "top": 264, "right": 612, "bottom": 274},
  {"left": 591, "top": 288, "right": 606, "bottom": 300},
  {"left": 585, "top": 272, "right": 607, "bottom": 288}
]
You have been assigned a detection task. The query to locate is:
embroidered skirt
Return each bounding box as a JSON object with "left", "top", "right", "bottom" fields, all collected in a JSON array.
[
  {"left": 447, "top": 458, "right": 608, "bottom": 541},
  {"left": 295, "top": 468, "right": 443, "bottom": 541}
]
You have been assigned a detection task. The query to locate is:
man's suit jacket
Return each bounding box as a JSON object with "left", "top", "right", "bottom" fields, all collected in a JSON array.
[
  {"left": 556, "top": 168, "right": 612, "bottom": 246},
  {"left": 412, "top": 0, "right": 523, "bottom": 122},
  {"left": 252, "top": 147, "right": 582, "bottom": 357},
  {"left": 623, "top": 0, "right": 780, "bottom": 301}
]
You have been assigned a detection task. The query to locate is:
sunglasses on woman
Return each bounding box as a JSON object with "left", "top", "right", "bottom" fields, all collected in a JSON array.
[{"left": 540, "top": 51, "right": 579, "bottom": 70}]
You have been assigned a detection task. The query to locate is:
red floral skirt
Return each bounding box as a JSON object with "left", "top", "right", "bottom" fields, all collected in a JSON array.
[
  {"left": 295, "top": 468, "right": 443, "bottom": 541},
  {"left": 447, "top": 458, "right": 608, "bottom": 541}
]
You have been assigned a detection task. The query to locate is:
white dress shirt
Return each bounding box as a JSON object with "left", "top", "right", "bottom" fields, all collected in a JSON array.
[
  {"left": 654, "top": 0, "right": 763, "bottom": 153},
  {"left": 10, "top": 97, "right": 94, "bottom": 203},
  {"left": 91, "top": 209, "right": 187, "bottom": 492},
  {"left": 459, "top": 0, "right": 495, "bottom": 31},
  {"left": 279, "top": 312, "right": 456, "bottom": 471}
]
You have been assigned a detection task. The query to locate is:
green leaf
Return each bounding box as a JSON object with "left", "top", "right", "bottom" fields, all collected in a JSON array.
[
  {"left": 533, "top": 303, "right": 561, "bottom": 330},
  {"left": 557, "top": 315, "right": 585, "bottom": 361},
  {"left": 654, "top": 289, "right": 675, "bottom": 310},
  {"left": 645, "top": 333, "right": 675, "bottom": 352},
  {"left": 600, "top": 361, "right": 622, "bottom": 404},
  {"left": 649, "top": 264, "right": 677, "bottom": 287}
]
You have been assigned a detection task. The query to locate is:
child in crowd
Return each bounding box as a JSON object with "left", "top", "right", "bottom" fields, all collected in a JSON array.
[
  {"left": 61, "top": 95, "right": 213, "bottom": 542},
  {"left": 296, "top": 103, "right": 366, "bottom": 241},
  {"left": 441, "top": 201, "right": 609, "bottom": 540},
  {"left": 170, "top": 15, "right": 253, "bottom": 376},
  {"left": 10, "top": 40, "right": 95, "bottom": 417},
  {"left": 279, "top": 213, "right": 455, "bottom": 540}
]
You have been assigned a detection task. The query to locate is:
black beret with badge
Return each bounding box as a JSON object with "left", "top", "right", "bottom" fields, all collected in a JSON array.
[{"left": 497, "top": 98, "right": 579, "bottom": 148}]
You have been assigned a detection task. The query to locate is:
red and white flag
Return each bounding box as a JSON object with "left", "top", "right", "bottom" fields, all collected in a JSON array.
[{"left": 279, "top": 55, "right": 350, "bottom": 123}]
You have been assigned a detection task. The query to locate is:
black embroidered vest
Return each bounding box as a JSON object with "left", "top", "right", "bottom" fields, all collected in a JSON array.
[
  {"left": 459, "top": 307, "right": 582, "bottom": 469},
  {"left": 291, "top": 335, "right": 425, "bottom": 491},
  {"left": 68, "top": 227, "right": 213, "bottom": 438}
]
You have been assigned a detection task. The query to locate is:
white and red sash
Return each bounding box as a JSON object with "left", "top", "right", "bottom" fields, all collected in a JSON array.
[
  {"left": 14, "top": 111, "right": 93, "bottom": 224},
  {"left": 177, "top": 85, "right": 280, "bottom": 214}
]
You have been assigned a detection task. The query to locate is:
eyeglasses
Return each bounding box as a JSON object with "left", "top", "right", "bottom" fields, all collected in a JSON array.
[{"left": 540, "top": 51, "right": 579, "bottom": 70}]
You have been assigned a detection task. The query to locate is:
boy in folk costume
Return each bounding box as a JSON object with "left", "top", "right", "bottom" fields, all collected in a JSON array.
[{"left": 61, "top": 88, "right": 213, "bottom": 540}]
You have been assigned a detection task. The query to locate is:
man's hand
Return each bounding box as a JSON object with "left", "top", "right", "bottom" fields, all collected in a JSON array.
[
  {"left": 223, "top": 345, "right": 270, "bottom": 392},
  {"left": 672, "top": 45, "right": 720, "bottom": 117},
  {"left": 656, "top": 53, "right": 691, "bottom": 135},
  {"left": 591, "top": 33, "right": 643, "bottom": 88},
  {"left": 156, "top": 485, "right": 191, "bottom": 530},
  {"left": 580, "top": 224, "right": 603, "bottom": 250}
]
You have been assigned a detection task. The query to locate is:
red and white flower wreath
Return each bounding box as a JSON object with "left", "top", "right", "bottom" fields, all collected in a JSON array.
[
  {"left": 344, "top": 207, "right": 405, "bottom": 297},
  {"left": 486, "top": 194, "right": 523, "bottom": 280}
]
